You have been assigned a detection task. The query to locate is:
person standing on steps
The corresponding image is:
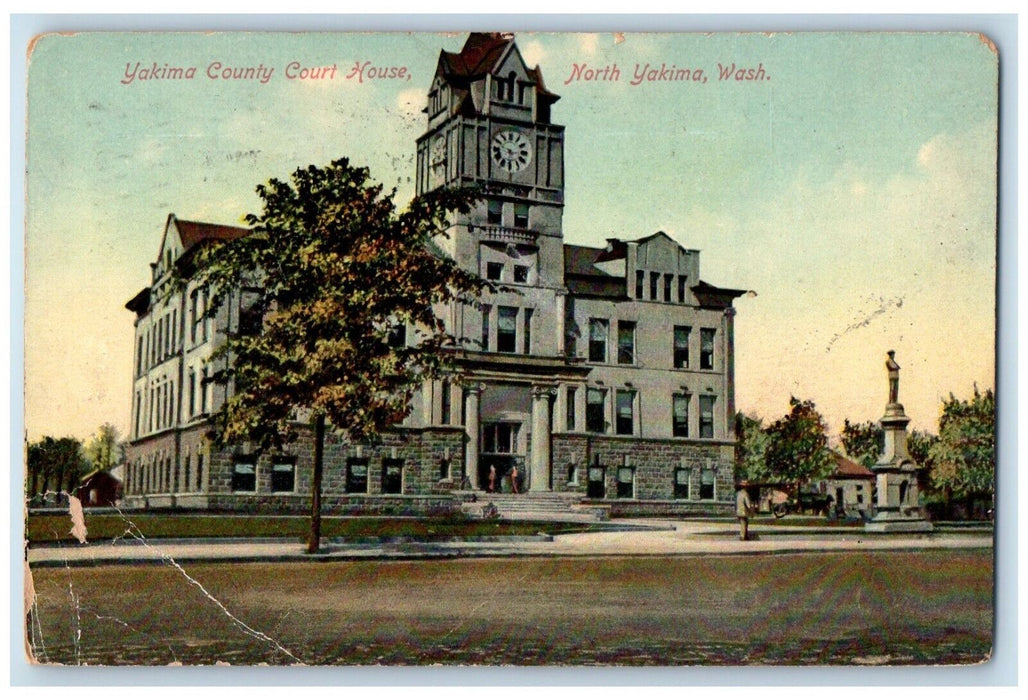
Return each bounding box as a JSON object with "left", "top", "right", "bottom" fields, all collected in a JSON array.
[{"left": 510, "top": 465, "right": 520, "bottom": 494}]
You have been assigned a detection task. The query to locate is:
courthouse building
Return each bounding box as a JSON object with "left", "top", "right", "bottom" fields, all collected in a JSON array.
[{"left": 123, "top": 33, "right": 747, "bottom": 515}]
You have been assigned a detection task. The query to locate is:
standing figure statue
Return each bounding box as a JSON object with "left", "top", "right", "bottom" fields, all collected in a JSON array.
[{"left": 886, "top": 350, "right": 901, "bottom": 404}]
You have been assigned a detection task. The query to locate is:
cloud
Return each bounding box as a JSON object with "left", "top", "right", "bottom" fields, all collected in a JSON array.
[
  {"left": 396, "top": 88, "right": 426, "bottom": 119},
  {"left": 521, "top": 40, "right": 546, "bottom": 68},
  {"left": 577, "top": 34, "right": 599, "bottom": 56}
]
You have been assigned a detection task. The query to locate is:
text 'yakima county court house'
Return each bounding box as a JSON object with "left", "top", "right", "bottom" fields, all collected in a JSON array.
[{"left": 122, "top": 33, "right": 748, "bottom": 517}]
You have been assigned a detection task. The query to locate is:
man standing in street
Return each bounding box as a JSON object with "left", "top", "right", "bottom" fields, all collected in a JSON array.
[{"left": 736, "top": 480, "right": 753, "bottom": 541}]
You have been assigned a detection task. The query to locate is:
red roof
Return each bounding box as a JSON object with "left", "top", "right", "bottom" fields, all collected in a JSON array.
[
  {"left": 438, "top": 33, "right": 560, "bottom": 100},
  {"left": 832, "top": 451, "right": 875, "bottom": 479}
]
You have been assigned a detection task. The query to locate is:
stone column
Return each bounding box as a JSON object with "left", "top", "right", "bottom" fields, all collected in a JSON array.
[
  {"left": 530, "top": 385, "right": 555, "bottom": 492},
  {"left": 464, "top": 383, "right": 483, "bottom": 489}
]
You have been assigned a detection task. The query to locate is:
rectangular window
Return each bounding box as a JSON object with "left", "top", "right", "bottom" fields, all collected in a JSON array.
[
  {"left": 271, "top": 462, "right": 295, "bottom": 493},
  {"left": 635, "top": 270, "right": 644, "bottom": 299},
  {"left": 497, "top": 306, "right": 518, "bottom": 353},
  {"left": 650, "top": 271, "right": 660, "bottom": 300},
  {"left": 197, "top": 453, "right": 204, "bottom": 492},
  {"left": 674, "top": 468, "right": 691, "bottom": 499},
  {"left": 513, "top": 264, "right": 529, "bottom": 283},
  {"left": 136, "top": 337, "right": 143, "bottom": 375},
  {"left": 481, "top": 305, "right": 491, "bottom": 351},
  {"left": 566, "top": 386, "right": 577, "bottom": 431},
  {"left": 700, "top": 468, "right": 715, "bottom": 500},
  {"left": 674, "top": 326, "right": 691, "bottom": 369},
  {"left": 190, "top": 290, "right": 199, "bottom": 344},
  {"left": 171, "top": 309, "right": 178, "bottom": 350},
  {"left": 617, "top": 321, "right": 635, "bottom": 364},
  {"left": 486, "top": 262, "right": 503, "bottom": 281},
  {"left": 388, "top": 323, "right": 406, "bottom": 348},
  {"left": 441, "top": 381, "right": 451, "bottom": 425},
  {"left": 587, "top": 465, "right": 606, "bottom": 499},
  {"left": 514, "top": 202, "right": 529, "bottom": 228},
  {"left": 200, "top": 367, "right": 209, "bottom": 414},
  {"left": 523, "top": 308, "right": 533, "bottom": 354},
  {"left": 616, "top": 467, "right": 635, "bottom": 499},
  {"left": 487, "top": 199, "right": 502, "bottom": 225},
  {"left": 188, "top": 372, "right": 195, "bottom": 417},
  {"left": 588, "top": 318, "right": 608, "bottom": 362},
  {"left": 346, "top": 458, "right": 369, "bottom": 493},
  {"left": 664, "top": 274, "right": 673, "bottom": 302},
  {"left": 673, "top": 393, "right": 690, "bottom": 437},
  {"left": 678, "top": 275, "right": 688, "bottom": 303},
  {"left": 700, "top": 395, "right": 715, "bottom": 438},
  {"left": 586, "top": 388, "right": 606, "bottom": 433},
  {"left": 232, "top": 461, "right": 256, "bottom": 493},
  {"left": 615, "top": 390, "right": 634, "bottom": 435},
  {"left": 700, "top": 328, "right": 716, "bottom": 370},
  {"left": 382, "top": 458, "right": 403, "bottom": 494},
  {"left": 483, "top": 423, "right": 518, "bottom": 454}
]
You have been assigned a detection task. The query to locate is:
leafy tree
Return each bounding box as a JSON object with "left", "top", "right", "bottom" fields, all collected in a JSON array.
[
  {"left": 927, "top": 386, "right": 995, "bottom": 505},
  {"left": 85, "top": 423, "right": 123, "bottom": 472},
  {"left": 762, "top": 397, "right": 835, "bottom": 485},
  {"left": 840, "top": 419, "right": 883, "bottom": 469},
  {"left": 734, "top": 412, "right": 769, "bottom": 481},
  {"left": 26, "top": 437, "right": 88, "bottom": 499},
  {"left": 185, "top": 158, "right": 491, "bottom": 553}
]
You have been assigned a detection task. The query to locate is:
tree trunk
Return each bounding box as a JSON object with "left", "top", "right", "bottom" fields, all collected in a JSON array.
[{"left": 307, "top": 413, "right": 326, "bottom": 554}]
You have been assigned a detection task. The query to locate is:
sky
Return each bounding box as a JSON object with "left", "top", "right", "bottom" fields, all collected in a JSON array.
[{"left": 23, "top": 30, "right": 997, "bottom": 441}]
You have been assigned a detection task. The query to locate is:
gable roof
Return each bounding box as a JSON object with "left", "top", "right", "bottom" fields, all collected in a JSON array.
[
  {"left": 831, "top": 451, "right": 875, "bottom": 479},
  {"left": 436, "top": 33, "right": 560, "bottom": 100}
]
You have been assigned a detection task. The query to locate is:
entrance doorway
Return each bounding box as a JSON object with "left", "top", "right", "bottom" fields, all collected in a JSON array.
[{"left": 480, "top": 421, "right": 523, "bottom": 492}]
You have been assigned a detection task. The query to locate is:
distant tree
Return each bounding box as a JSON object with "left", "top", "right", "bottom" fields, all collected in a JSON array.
[
  {"left": 184, "top": 158, "right": 492, "bottom": 553},
  {"left": 927, "top": 387, "right": 995, "bottom": 507},
  {"left": 26, "top": 437, "right": 88, "bottom": 499},
  {"left": 762, "top": 397, "right": 835, "bottom": 485},
  {"left": 840, "top": 419, "right": 883, "bottom": 469},
  {"left": 734, "top": 412, "right": 769, "bottom": 482},
  {"left": 85, "top": 423, "right": 123, "bottom": 472}
]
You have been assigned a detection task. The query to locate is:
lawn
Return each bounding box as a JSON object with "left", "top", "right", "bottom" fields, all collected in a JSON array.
[{"left": 25, "top": 512, "right": 598, "bottom": 544}]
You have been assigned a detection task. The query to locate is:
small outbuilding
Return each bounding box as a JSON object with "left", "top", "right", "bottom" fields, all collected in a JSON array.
[
  {"left": 819, "top": 452, "right": 875, "bottom": 518},
  {"left": 76, "top": 470, "right": 123, "bottom": 507}
]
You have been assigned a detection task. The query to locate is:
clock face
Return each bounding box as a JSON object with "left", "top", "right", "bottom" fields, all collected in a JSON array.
[{"left": 491, "top": 129, "right": 532, "bottom": 173}]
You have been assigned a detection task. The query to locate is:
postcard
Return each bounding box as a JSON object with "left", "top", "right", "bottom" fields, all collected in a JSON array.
[{"left": 23, "top": 29, "right": 997, "bottom": 667}]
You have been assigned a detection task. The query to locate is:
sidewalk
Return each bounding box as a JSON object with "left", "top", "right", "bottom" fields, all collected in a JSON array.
[{"left": 25, "top": 519, "right": 993, "bottom": 567}]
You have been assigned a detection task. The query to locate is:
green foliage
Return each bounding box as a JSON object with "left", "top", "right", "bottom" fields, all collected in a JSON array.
[
  {"left": 908, "top": 430, "right": 938, "bottom": 469},
  {"left": 186, "top": 158, "right": 491, "bottom": 451},
  {"left": 734, "top": 412, "right": 770, "bottom": 481},
  {"left": 928, "top": 387, "right": 995, "bottom": 500},
  {"left": 762, "top": 397, "right": 835, "bottom": 484},
  {"left": 840, "top": 419, "right": 883, "bottom": 469},
  {"left": 85, "top": 423, "right": 122, "bottom": 472},
  {"left": 26, "top": 436, "right": 88, "bottom": 498}
]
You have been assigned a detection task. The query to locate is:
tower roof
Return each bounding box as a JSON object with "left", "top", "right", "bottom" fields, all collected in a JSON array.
[{"left": 436, "top": 32, "right": 560, "bottom": 101}]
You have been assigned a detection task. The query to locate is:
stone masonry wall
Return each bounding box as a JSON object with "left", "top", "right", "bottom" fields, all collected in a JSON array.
[{"left": 551, "top": 433, "right": 734, "bottom": 513}]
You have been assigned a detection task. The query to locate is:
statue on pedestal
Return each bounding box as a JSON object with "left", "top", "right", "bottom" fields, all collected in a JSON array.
[
  {"left": 886, "top": 350, "right": 900, "bottom": 404},
  {"left": 866, "top": 349, "right": 933, "bottom": 533}
]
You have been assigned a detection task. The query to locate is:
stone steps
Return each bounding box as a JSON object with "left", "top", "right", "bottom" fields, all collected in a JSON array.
[{"left": 459, "top": 492, "right": 605, "bottom": 521}]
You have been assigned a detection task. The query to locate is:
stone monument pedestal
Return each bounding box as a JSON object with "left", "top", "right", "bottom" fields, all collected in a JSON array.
[{"left": 865, "top": 355, "right": 933, "bottom": 534}]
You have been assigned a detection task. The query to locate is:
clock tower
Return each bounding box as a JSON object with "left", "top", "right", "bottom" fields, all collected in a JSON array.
[
  {"left": 415, "top": 33, "right": 566, "bottom": 290},
  {"left": 415, "top": 33, "right": 577, "bottom": 493}
]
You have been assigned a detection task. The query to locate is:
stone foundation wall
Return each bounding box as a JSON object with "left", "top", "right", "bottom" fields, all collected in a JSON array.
[{"left": 551, "top": 433, "right": 734, "bottom": 504}]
